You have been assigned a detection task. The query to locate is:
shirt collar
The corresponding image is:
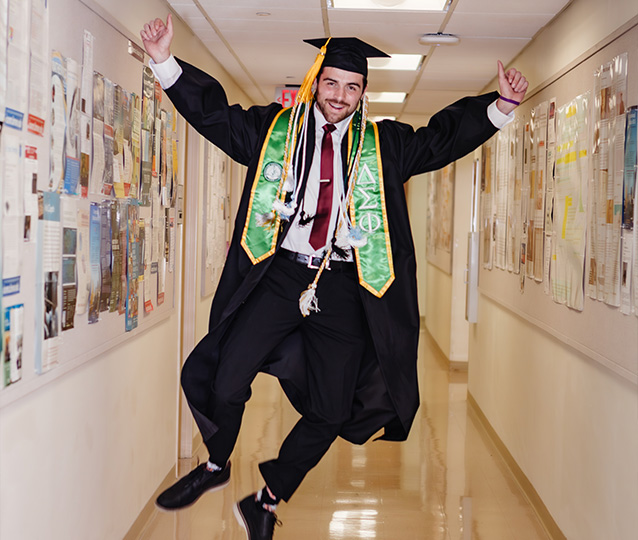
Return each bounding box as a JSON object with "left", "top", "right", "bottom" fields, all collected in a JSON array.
[{"left": 313, "top": 103, "right": 356, "bottom": 142}]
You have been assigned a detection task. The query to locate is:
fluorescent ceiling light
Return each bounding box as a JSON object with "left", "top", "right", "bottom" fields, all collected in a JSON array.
[
  {"left": 370, "top": 115, "right": 397, "bottom": 122},
  {"left": 367, "top": 92, "right": 406, "bottom": 103},
  {"left": 369, "top": 54, "right": 423, "bottom": 71},
  {"left": 331, "top": 0, "right": 449, "bottom": 11}
]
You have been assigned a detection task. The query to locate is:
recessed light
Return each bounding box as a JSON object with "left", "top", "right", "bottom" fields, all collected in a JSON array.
[
  {"left": 369, "top": 54, "right": 423, "bottom": 71},
  {"left": 367, "top": 92, "right": 406, "bottom": 104},
  {"left": 256, "top": 11, "right": 271, "bottom": 16},
  {"left": 331, "top": 0, "right": 449, "bottom": 11}
]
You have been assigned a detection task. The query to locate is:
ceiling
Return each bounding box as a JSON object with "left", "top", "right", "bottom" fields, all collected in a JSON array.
[{"left": 167, "top": 0, "right": 571, "bottom": 120}]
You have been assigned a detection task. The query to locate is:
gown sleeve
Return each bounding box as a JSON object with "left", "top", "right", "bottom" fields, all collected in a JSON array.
[
  {"left": 164, "top": 57, "right": 282, "bottom": 166},
  {"left": 379, "top": 91, "right": 500, "bottom": 181}
]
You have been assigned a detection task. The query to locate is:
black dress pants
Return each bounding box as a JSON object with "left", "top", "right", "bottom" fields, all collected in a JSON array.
[{"left": 201, "top": 252, "right": 367, "bottom": 501}]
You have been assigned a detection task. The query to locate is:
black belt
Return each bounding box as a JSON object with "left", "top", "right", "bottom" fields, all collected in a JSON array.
[{"left": 278, "top": 248, "right": 354, "bottom": 271}]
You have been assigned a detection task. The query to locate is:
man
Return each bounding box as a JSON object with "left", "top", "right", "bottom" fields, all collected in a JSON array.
[{"left": 141, "top": 14, "right": 527, "bottom": 540}]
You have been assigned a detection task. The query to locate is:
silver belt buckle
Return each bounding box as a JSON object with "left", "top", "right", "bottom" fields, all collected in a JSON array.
[{"left": 306, "top": 254, "right": 329, "bottom": 270}]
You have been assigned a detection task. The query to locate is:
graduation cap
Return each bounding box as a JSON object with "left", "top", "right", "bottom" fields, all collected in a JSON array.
[
  {"left": 304, "top": 37, "right": 390, "bottom": 77},
  {"left": 296, "top": 37, "right": 389, "bottom": 103}
]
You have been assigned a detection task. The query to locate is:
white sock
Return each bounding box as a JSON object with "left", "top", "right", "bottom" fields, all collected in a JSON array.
[
  {"left": 257, "top": 488, "right": 278, "bottom": 512},
  {"left": 206, "top": 460, "right": 222, "bottom": 472}
]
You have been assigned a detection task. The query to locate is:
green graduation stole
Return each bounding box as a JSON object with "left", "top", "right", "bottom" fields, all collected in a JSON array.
[{"left": 240, "top": 107, "right": 395, "bottom": 298}]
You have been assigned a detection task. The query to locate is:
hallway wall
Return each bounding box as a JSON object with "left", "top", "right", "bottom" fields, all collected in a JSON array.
[
  {"left": 0, "top": 1, "right": 252, "bottom": 539},
  {"left": 467, "top": 0, "right": 638, "bottom": 538},
  {"left": 405, "top": 142, "right": 475, "bottom": 365}
]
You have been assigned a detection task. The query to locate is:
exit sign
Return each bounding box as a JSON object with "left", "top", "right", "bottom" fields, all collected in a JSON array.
[{"left": 275, "top": 86, "right": 300, "bottom": 107}]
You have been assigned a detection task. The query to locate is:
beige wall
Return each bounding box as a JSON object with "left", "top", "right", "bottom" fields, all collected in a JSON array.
[
  {"left": 409, "top": 0, "right": 638, "bottom": 537},
  {"left": 0, "top": 1, "right": 252, "bottom": 539},
  {"left": 405, "top": 132, "right": 475, "bottom": 365},
  {"left": 469, "top": 1, "right": 638, "bottom": 539}
]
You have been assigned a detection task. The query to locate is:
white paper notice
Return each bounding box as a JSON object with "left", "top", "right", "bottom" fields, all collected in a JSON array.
[
  {"left": 551, "top": 93, "right": 589, "bottom": 311},
  {"left": 0, "top": 0, "right": 9, "bottom": 123},
  {"left": 27, "top": 0, "right": 49, "bottom": 135},
  {"left": 2, "top": 129, "right": 22, "bottom": 216},
  {"left": 5, "top": 0, "right": 29, "bottom": 129},
  {"left": 50, "top": 52, "right": 66, "bottom": 191},
  {"left": 23, "top": 145, "right": 39, "bottom": 223}
]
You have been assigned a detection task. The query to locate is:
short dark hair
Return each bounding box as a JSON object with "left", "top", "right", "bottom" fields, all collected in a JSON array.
[{"left": 316, "top": 66, "right": 368, "bottom": 93}]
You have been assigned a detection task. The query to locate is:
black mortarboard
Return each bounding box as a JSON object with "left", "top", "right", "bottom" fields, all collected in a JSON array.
[{"left": 304, "top": 37, "right": 390, "bottom": 78}]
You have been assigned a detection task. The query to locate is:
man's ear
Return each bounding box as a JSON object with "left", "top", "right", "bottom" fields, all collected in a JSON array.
[{"left": 311, "top": 79, "right": 318, "bottom": 94}]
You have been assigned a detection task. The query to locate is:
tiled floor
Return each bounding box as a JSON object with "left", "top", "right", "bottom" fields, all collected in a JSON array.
[{"left": 136, "top": 331, "right": 550, "bottom": 540}]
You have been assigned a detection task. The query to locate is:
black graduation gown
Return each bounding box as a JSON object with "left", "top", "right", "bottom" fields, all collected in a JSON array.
[{"left": 166, "top": 58, "right": 499, "bottom": 445}]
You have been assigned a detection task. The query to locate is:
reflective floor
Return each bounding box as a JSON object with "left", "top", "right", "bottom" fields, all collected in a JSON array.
[{"left": 136, "top": 331, "right": 549, "bottom": 540}]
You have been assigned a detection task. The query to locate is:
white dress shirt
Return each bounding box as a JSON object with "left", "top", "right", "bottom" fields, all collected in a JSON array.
[{"left": 281, "top": 105, "right": 354, "bottom": 257}]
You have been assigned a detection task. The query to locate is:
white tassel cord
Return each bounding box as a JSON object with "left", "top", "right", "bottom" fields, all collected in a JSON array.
[
  {"left": 299, "top": 283, "right": 320, "bottom": 317},
  {"left": 272, "top": 198, "right": 296, "bottom": 219}
]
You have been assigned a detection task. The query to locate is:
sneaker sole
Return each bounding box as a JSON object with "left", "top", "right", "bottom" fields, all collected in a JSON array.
[
  {"left": 233, "top": 502, "right": 250, "bottom": 540},
  {"left": 154, "top": 476, "right": 231, "bottom": 513}
]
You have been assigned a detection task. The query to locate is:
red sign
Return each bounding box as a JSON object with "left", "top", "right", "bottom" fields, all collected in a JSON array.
[{"left": 275, "top": 86, "right": 300, "bottom": 108}]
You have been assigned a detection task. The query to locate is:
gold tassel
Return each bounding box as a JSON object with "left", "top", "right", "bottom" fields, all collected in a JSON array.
[{"left": 297, "top": 38, "right": 331, "bottom": 104}]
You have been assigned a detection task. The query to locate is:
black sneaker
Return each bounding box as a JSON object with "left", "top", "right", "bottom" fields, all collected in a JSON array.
[
  {"left": 234, "top": 493, "right": 281, "bottom": 540},
  {"left": 155, "top": 461, "right": 231, "bottom": 510}
]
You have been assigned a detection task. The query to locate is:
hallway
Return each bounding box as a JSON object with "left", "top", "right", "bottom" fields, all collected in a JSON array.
[{"left": 134, "top": 331, "right": 549, "bottom": 540}]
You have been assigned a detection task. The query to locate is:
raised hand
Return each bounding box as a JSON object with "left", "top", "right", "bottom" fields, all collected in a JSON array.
[
  {"left": 496, "top": 60, "right": 529, "bottom": 114},
  {"left": 140, "top": 13, "right": 174, "bottom": 64}
]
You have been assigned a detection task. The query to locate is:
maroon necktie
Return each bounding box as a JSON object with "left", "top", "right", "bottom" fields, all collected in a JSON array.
[{"left": 309, "top": 123, "right": 336, "bottom": 250}]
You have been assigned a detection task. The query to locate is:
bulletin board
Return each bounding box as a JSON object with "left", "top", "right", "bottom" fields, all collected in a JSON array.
[
  {"left": 200, "top": 140, "right": 230, "bottom": 298},
  {"left": 0, "top": 0, "right": 183, "bottom": 407},
  {"left": 478, "top": 17, "right": 638, "bottom": 384},
  {"left": 426, "top": 163, "right": 455, "bottom": 274}
]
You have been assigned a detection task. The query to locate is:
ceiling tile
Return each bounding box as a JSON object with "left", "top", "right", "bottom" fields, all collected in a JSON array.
[
  {"left": 453, "top": 0, "right": 572, "bottom": 15},
  {"left": 403, "top": 89, "right": 474, "bottom": 116},
  {"left": 445, "top": 12, "right": 556, "bottom": 39},
  {"left": 422, "top": 37, "right": 530, "bottom": 79}
]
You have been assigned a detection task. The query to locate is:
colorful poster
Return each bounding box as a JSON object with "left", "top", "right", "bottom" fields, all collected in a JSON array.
[
  {"left": 90, "top": 72, "right": 105, "bottom": 195},
  {"left": 75, "top": 202, "right": 91, "bottom": 315},
  {"left": 61, "top": 197, "right": 78, "bottom": 330},
  {"left": 99, "top": 201, "right": 112, "bottom": 312},
  {"left": 38, "top": 191, "right": 61, "bottom": 373},
  {"left": 102, "top": 77, "right": 114, "bottom": 196},
  {"left": 621, "top": 107, "right": 637, "bottom": 315},
  {"left": 125, "top": 202, "right": 139, "bottom": 332},
  {"left": 80, "top": 31, "right": 94, "bottom": 198},
  {"left": 131, "top": 93, "right": 142, "bottom": 199},
  {"left": 3, "top": 303, "right": 23, "bottom": 387},
  {"left": 108, "top": 201, "right": 121, "bottom": 313},
  {"left": 88, "top": 202, "right": 101, "bottom": 323},
  {"left": 481, "top": 141, "right": 495, "bottom": 270},
  {"left": 589, "top": 54, "right": 628, "bottom": 305}
]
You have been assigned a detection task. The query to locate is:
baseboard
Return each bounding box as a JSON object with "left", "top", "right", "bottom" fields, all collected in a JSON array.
[
  {"left": 421, "top": 327, "right": 468, "bottom": 372},
  {"left": 467, "top": 392, "right": 567, "bottom": 540},
  {"left": 448, "top": 360, "right": 469, "bottom": 372},
  {"left": 123, "top": 434, "right": 206, "bottom": 540},
  {"left": 122, "top": 463, "right": 177, "bottom": 540}
]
